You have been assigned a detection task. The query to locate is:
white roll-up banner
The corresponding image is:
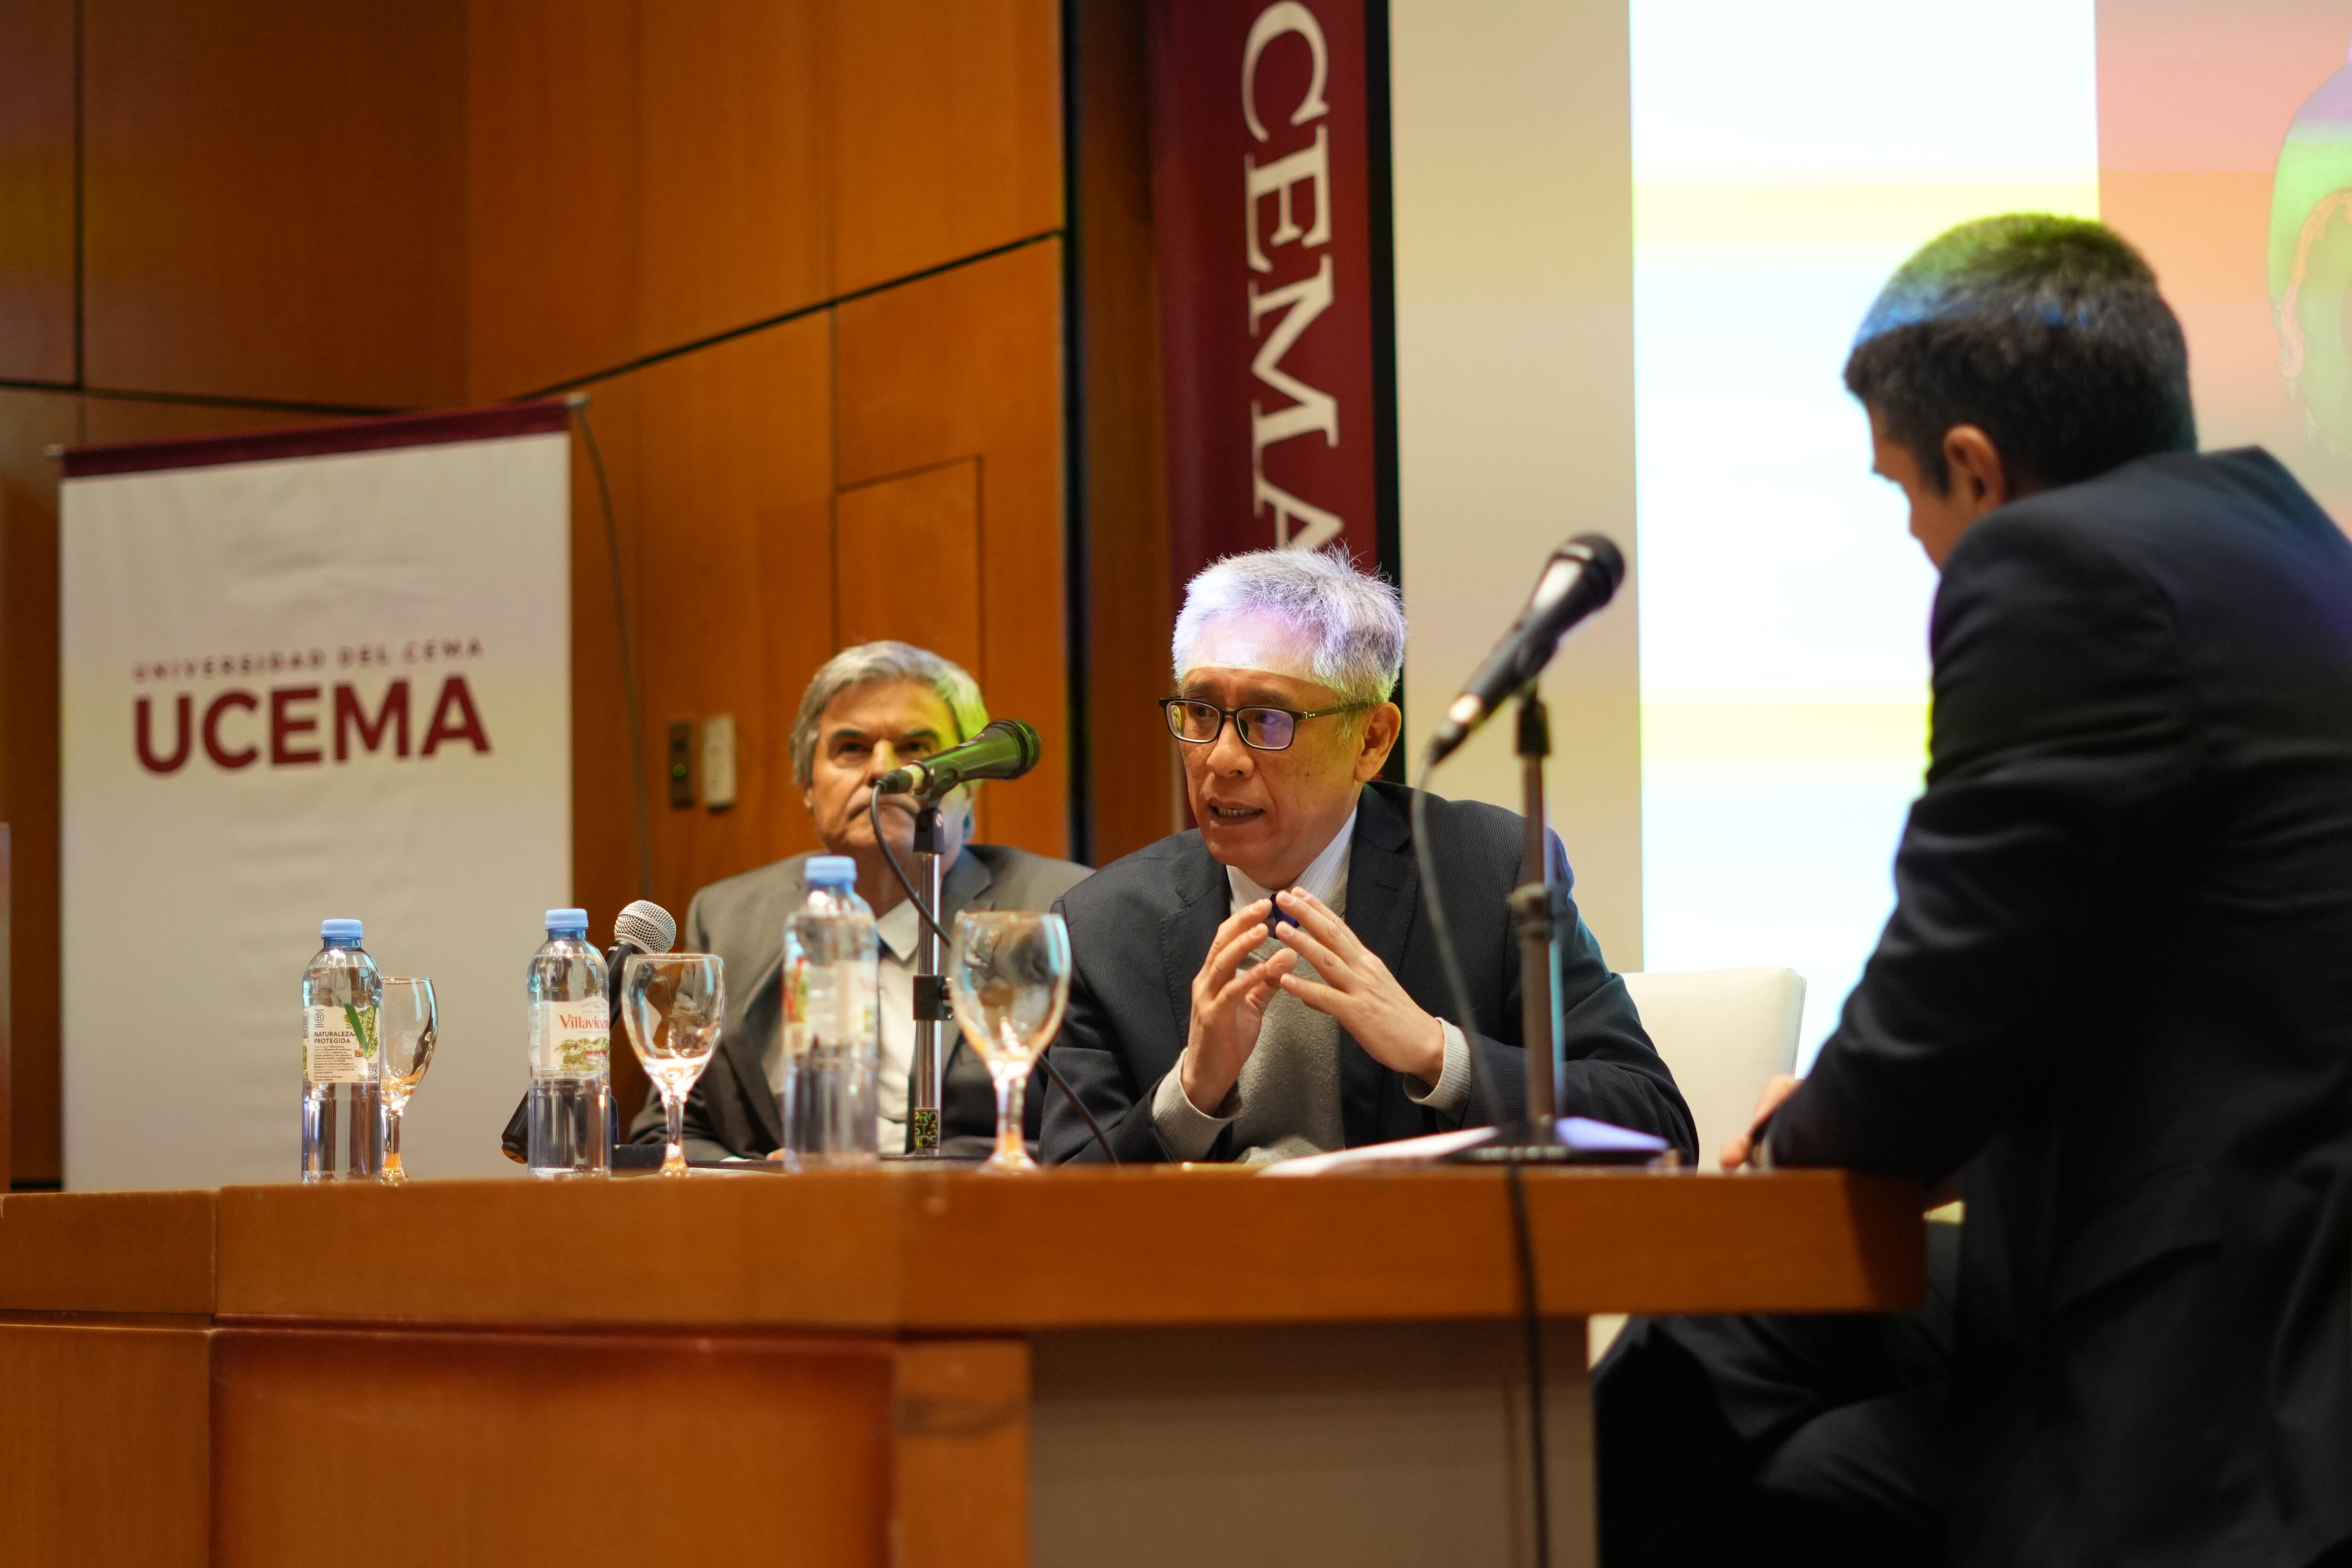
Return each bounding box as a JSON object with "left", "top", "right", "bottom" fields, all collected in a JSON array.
[{"left": 60, "top": 403, "right": 575, "bottom": 1190}]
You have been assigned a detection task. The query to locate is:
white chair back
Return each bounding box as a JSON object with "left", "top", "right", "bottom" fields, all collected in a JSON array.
[{"left": 1619, "top": 967, "right": 1806, "bottom": 1171}]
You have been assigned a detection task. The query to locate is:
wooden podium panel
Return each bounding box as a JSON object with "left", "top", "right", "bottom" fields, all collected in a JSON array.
[
  {"left": 0, "top": 1169, "right": 1920, "bottom": 1568},
  {"left": 0, "top": 1322, "right": 210, "bottom": 1568},
  {"left": 212, "top": 1167, "right": 1921, "bottom": 1327},
  {"left": 212, "top": 1328, "right": 901, "bottom": 1568},
  {"left": 0, "top": 1188, "right": 216, "bottom": 1315}
]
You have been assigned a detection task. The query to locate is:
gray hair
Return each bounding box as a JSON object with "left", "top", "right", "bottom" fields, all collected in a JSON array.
[
  {"left": 790, "top": 641, "right": 988, "bottom": 788},
  {"left": 1172, "top": 546, "right": 1406, "bottom": 704}
]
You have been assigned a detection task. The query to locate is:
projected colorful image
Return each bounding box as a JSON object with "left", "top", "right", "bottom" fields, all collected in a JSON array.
[
  {"left": 1629, "top": 0, "right": 2097, "bottom": 1064},
  {"left": 2273, "top": 47, "right": 2352, "bottom": 487},
  {"left": 1634, "top": 3, "right": 2352, "bottom": 1065}
]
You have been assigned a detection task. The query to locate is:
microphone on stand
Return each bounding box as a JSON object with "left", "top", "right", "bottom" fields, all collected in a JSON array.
[
  {"left": 498, "top": 898, "right": 677, "bottom": 1163},
  {"left": 1424, "top": 534, "right": 1624, "bottom": 765},
  {"left": 861, "top": 717, "right": 1118, "bottom": 1164},
  {"left": 874, "top": 718, "right": 1041, "bottom": 800}
]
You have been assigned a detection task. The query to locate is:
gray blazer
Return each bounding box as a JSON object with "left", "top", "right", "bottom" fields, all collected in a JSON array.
[{"left": 628, "top": 842, "right": 1092, "bottom": 1160}]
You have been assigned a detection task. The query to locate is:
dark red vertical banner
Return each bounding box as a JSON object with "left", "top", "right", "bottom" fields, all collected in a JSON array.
[{"left": 1146, "top": 0, "right": 1395, "bottom": 593}]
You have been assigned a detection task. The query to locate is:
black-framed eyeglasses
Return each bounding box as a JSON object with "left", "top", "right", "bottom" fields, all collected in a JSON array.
[{"left": 1159, "top": 696, "right": 1373, "bottom": 752}]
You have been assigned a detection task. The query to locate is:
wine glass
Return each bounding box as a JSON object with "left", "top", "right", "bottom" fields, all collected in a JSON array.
[
  {"left": 948, "top": 912, "right": 1072, "bottom": 1172},
  {"left": 377, "top": 977, "right": 437, "bottom": 1186},
  {"left": 622, "top": 953, "right": 726, "bottom": 1177}
]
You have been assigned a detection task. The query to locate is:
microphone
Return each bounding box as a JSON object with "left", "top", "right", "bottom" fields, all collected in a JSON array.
[
  {"left": 606, "top": 899, "right": 677, "bottom": 982},
  {"left": 604, "top": 897, "right": 677, "bottom": 1023},
  {"left": 1425, "top": 534, "right": 1624, "bottom": 764},
  {"left": 874, "top": 718, "right": 1042, "bottom": 800}
]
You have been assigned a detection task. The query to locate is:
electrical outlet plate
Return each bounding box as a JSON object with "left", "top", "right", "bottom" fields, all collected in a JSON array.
[
  {"left": 701, "top": 714, "right": 737, "bottom": 811},
  {"left": 667, "top": 721, "right": 694, "bottom": 809}
]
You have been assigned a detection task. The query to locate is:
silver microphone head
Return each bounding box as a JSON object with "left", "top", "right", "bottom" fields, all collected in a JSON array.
[{"left": 612, "top": 899, "right": 676, "bottom": 956}]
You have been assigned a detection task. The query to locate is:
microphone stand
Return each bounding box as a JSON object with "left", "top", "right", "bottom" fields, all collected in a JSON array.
[
  {"left": 1442, "top": 682, "right": 1574, "bottom": 1161},
  {"left": 867, "top": 783, "right": 1118, "bottom": 1162},
  {"left": 907, "top": 803, "right": 948, "bottom": 1157},
  {"left": 1503, "top": 689, "right": 1565, "bottom": 1147}
]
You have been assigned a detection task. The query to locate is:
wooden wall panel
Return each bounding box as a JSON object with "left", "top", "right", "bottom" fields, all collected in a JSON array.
[
  {"left": 466, "top": 0, "right": 639, "bottom": 402},
  {"left": 0, "top": 390, "right": 72, "bottom": 1186},
  {"left": 631, "top": 314, "right": 836, "bottom": 923},
  {"left": 834, "top": 460, "right": 991, "bottom": 838},
  {"left": 894, "top": 1338, "right": 1030, "bottom": 1568},
  {"left": 0, "top": 0, "right": 77, "bottom": 385},
  {"left": 567, "top": 377, "right": 643, "bottom": 924},
  {"left": 0, "top": 1323, "right": 211, "bottom": 1567},
  {"left": 81, "top": 0, "right": 466, "bottom": 409},
  {"left": 830, "top": 0, "right": 1064, "bottom": 296},
  {"left": 1072, "top": 0, "right": 1177, "bottom": 863},
  {"left": 572, "top": 318, "right": 835, "bottom": 1125},
  {"left": 76, "top": 397, "right": 328, "bottom": 449},
  {"left": 834, "top": 461, "right": 985, "bottom": 674},
  {"left": 213, "top": 1327, "right": 891, "bottom": 1568},
  {"left": 636, "top": 0, "right": 833, "bottom": 353},
  {"left": 835, "top": 241, "right": 1068, "bottom": 857}
]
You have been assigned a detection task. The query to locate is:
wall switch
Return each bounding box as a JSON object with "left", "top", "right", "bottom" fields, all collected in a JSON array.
[
  {"left": 667, "top": 721, "right": 695, "bottom": 808},
  {"left": 701, "top": 713, "right": 737, "bottom": 812}
]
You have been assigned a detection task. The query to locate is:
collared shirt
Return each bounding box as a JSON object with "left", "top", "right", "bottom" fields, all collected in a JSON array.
[{"left": 1151, "top": 795, "right": 1472, "bottom": 1159}]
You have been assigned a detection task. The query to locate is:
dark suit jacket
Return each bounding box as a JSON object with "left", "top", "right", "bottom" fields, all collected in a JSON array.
[
  {"left": 629, "top": 842, "right": 1092, "bottom": 1160},
  {"left": 1039, "top": 779, "right": 1693, "bottom": 1163},
  {"left": 1767, "top": 449, "right": 2352, "bottom": 1568}
]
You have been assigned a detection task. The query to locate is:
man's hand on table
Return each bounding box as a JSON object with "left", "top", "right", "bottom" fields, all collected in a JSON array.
[
  {"left": 1178, "top": 898, "right": 1297, "bottom": 1112},
  {"left": 1271, "top": 888, "right": 1446, "bottom": 1090},
  {"left": 1721, "top": 1073, "right": 1802, "bottom": 1170}
]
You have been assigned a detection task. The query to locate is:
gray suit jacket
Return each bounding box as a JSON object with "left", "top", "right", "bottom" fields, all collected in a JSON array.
[{"left": 628, "top": 842, "right": 1092, "bottom": 1160}]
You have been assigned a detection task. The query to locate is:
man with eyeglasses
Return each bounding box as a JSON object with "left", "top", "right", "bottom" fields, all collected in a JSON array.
[{"left": 1039, "top": 547, "right": 1694, "bottom": 1164}]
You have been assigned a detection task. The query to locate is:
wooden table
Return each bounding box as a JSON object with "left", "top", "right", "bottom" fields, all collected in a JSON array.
[{"left": 0, "top": 1167, "right": 1921, "bottom": 1568}]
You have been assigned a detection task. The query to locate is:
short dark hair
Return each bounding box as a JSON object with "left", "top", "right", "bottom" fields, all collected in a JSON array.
[{"left": 1844, "top": 215, "right": 2195, "bottom": 492}]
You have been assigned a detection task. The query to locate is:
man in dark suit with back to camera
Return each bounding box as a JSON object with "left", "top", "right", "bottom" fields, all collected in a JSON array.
[
  {"left": 630, "top": 641, "right": 1089, "bottom": 1161},
  {"left": 1040, "top": 546, "right": 1693, "bottom": 1164},
  {"left": 1597, "top": 215, "right": 2352, "bottom": 1568}
]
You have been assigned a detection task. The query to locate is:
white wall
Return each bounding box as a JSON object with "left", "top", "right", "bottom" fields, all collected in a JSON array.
[{"left": 1390, "top": 0, "right": 1645, "bottom": 967}]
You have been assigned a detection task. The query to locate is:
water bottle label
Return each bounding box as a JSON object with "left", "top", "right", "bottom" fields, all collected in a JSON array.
[
  {"left": 781, "top": 952, "right": 811, "bottom": 1062},
  {"left": 304, "top": 1004, "right": 379, "bottom": 1084},
  {"left": 529, "top": 998, "right": 609, "bottom": 1076},
  {"left": 797, "top": 962, "right": 877, "bottom": 1049}
]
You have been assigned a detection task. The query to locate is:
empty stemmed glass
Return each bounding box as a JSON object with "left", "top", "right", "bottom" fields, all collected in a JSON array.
[
  {"left": 377, "top": 977, "right": 437, "bottom": 1186},
  {"left": 622, "top": 953, "right": 726, "bottom": 1177},
  {"left": 948, "top": 912, "right": 1073, "bottom": 1172}
]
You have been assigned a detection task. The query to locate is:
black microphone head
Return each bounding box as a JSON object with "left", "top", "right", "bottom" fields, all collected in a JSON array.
[
  {"left": 1565, "top": 533, "right": 1626, "bottom": 598},
  {"left": 984, "top": 717, "right": 1043, "bottom": 774},
  {"left": 612, "top": 899, "right": 676, "bottom": 955}
]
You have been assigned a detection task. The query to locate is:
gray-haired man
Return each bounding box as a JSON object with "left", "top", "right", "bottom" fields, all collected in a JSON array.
[
  {"left": 1041, "top": 548, "right": 1693, "bottom": 1164},
  {"left": 630, "top": 641, "right": 1089, "bottom": 1160}
]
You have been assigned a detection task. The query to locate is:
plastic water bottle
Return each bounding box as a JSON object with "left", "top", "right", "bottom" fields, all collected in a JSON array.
[
  {"left": 302, "top": 918, "right": 383, "bottom": 1182},
  {"left": 525, "top": 907, "right": 611, "bottom": 1178},
  {"left": 780, "top": 857, "right": 881, "bottom": 1166}
]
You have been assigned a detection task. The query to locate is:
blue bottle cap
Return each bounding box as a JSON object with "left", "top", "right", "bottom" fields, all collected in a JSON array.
[
  {"left": 805, "top": 855, "right": 858, "bottom": 886},
  {"left": 545, "top": 907, "right": 590, "bottom": 934},
  {"left": 320, "top": 918, "right": 364, "bottom": 946}
]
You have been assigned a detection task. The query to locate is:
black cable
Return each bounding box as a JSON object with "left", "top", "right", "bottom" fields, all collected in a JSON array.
[
  {"left": 571, "top": 398, "right": 654, "bottom": 899},
  {"left": 1410, "top": 754, "right": 1502, "bottom": 1130},
  {"left": 1506, "top": 1159, "right": 1552, "bottom": 1568},
  {"left": 1414, "top": 750, "right": 1548, "bottom": 1567},
  {"left": 868, "top": 785, "right": 1118, "bottom": 1165}
]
